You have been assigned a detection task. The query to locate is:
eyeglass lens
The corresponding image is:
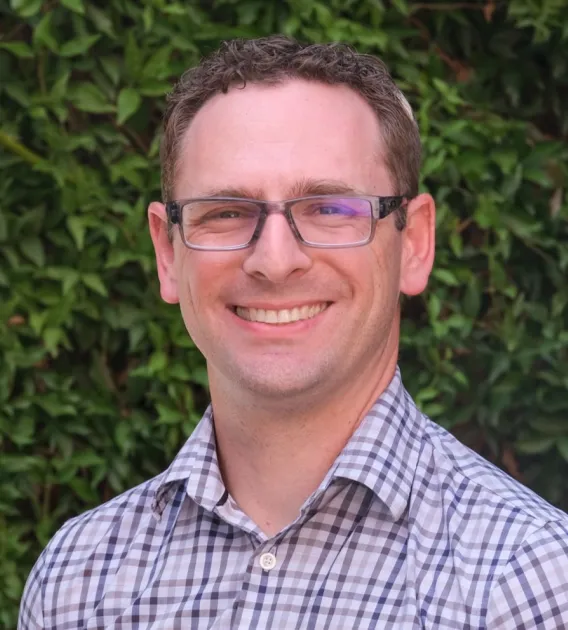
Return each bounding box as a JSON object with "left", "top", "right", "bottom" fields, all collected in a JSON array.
[{"left": 179, "top": 197, "right": 373, "bottom": 248}]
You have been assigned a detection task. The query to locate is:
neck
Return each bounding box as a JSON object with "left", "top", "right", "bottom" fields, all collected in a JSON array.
[{"left": 208, "top": 326, "right": 400, "bottom": 536}]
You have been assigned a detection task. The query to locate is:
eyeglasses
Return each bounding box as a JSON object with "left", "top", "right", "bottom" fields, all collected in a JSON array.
[{"left": 165, "top": 194, "right": 408, "bottom": 251}]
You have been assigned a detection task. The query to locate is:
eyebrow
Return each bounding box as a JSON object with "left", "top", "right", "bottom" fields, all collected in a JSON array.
[{"left": 194, "top": 178, "right": 364, "bottom": 200}]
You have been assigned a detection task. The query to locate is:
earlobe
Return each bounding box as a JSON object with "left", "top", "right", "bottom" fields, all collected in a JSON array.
[
  {"left": 399, "top": 193, "right": 436, "bottom": 296},
  {"left": 148, "top": 201, "right": 180, "bottom": 304}
]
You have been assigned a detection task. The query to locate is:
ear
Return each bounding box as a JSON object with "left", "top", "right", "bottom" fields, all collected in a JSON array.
[
  {"left": 148, "top": 201, "right": 180, "bottom": 304},
  {"left": 399, "top": 193, "right": 436, "bottom": 296}
]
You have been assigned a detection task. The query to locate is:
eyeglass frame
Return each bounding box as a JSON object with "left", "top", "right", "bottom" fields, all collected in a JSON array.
[{"left": 165, "top": 194, "right": 409, "bottom": 251}]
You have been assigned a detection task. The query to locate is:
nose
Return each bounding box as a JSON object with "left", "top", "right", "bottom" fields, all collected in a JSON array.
[{"left": 242, "top": 213, "right": 312, "bottom": 283}]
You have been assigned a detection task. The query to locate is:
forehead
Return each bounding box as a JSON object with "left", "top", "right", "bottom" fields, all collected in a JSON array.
[{"left": 174, "top": 79, "right": 392, "bottom": 199}]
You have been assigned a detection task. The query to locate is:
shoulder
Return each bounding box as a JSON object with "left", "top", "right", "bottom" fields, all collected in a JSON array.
[
  {"left": 18, "top": 473, "right": 167, "bottom": 629},
  {"left": 486, "top": 520, "right": 568, "bottom": 627},
  {"left": 411, "top": 416, "right": 568, "bottom": 626},
  {"left": 420, "top": 416, "right": 566, "bottom": 526},
  {"left": 48, "top": 471, "right": 166, "bottom": 556},
  {"left": 18, "top": 412, "right": 213, "bottom": 629}
]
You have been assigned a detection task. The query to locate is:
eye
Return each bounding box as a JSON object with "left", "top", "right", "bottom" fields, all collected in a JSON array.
[
  {"left": 187, "top": 202, "right": 259, "bottom": 225},
  {"left": 216, "top": 209, "right": 243, "bottom": 219},
  {"left": 201, "top": 205, "right": 250, "bottom": 221},
  {"left": 309, "top": 202, "right": 360, "bottom": 217},
  {"left": 317, "top": 204, "right": 345, "bottom": 215}
]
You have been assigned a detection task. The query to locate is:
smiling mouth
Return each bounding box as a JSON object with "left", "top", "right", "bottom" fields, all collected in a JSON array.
[{"left": 233, "top": 302, "right": 330, "bottom": 324}]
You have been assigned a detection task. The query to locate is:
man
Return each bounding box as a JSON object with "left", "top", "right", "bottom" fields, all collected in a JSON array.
[{"left": 20, "top": 36, "right": 568, "bottom": 629}]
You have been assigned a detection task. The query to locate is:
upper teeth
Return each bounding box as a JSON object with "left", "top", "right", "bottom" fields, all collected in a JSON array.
[{"left": 235, "top": 303, "right": 328, "bottom": 324}]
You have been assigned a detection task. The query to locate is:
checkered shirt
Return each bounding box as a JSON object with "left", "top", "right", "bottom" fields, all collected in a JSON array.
[{"left": 19, "top": 368, "right": 568, "bottom": 629}]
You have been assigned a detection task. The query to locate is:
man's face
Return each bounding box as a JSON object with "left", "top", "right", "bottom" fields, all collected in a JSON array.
[{"left": 149, "top": 80, "right": 434, "bottom": 403}]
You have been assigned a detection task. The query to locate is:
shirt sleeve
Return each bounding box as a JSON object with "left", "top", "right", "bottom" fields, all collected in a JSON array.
[
  {"left": 486, "top": 521, "right": 568, "bottom": 628},
  {"left": 18, "top": 550, "right": 46, "bottom": 630}
]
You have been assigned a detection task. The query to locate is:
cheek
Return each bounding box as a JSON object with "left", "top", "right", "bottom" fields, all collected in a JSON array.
[
  {"left": 173, "top": 250, "right": 202, "bottom": 324},
  {"left": 175, "top": 261, "right": 214, "bottom": 353},
  {"left": 365, "top": 237, "right": 402, "bottom": 302},
  {"left": 175, "top": 251, "right": 231, "bottom": 317}
]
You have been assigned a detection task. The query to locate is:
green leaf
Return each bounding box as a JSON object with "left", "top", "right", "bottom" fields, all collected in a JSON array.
[
  {"left": 516, "top": 437, "right": 555, "bottom": 455},
  {"left": 10, "top": 416, "right": 36, "bottom": 446},
  {"left": 148, "top": 351, "right": 168, "bottom": 373},
  {"left": 422, "top": 402, "right": 445, "bottom": 418},
  {"left": 29, "top": 310, "right": 48, "bottom": 335},
  {"left": 61, "top": 271, "right": 79, "bottom": 295},
  {"left": 69, "top": 478, "right": 99, "bottom": 503},
  {"left": 558, "top": 439, "right": 568, "bottom": 463},
  {"left": 0, "top": 208, "right": 7, "bottom": 241},
  {"left": 60, "top": 0, "right": 85, "bottom": 14},
  {"left": 82, "top": 273, "right": 108, "bottom": 296},
  {"left": 67, "top": 216, "right": 86, "bottom": 250},
  {"left": 69, "top": 83, "right": 115, "bottom": 114},
  {"left": 70, "top": 452, "right": 105, "bottom": 467},
  {"left": 124, "top": 32, "right": 142, "bottom": 80},
  {"left": 105, "top": 249, "right": 139, "bottom": 269},
  {"left": 5, "top": 83, "right": 31, "bottom": 107},
  {"left": 60, "top": 35, "right": 100, "bottom": 58},
  {"left": 432, "top": 268, "right": 459, "bottom": 286},
  {"left": 43, "top": 327, "right": 63, "bottom": 355},
  {"left": 110, "top": 155, "right": 149, "bottom": 186},
  {"left": 100, "top": 56, "right": 121, "bottom": 85},
  {"left": 392, "top": 0, "right": 409, "bottom": 15},
  {"left": 416, "top": 386, "right": 439, "bottom": 403},
  {"left": 46, "top": 266, "right": 80, "bottom": 294},
  {"left": 19, "top": 237, "right": 45, "bottom": 267},
  {"left": 427, "top": 293, "right": 441, "bottom": 321},
  {"left": 462, "top": 279, "right": 481, "bottom": 318},
  {"left": 117, "top": 88, "right": 142, "bottom": 125},
  {"left": 36, "top": 395, "right": 76, "bottom": 417},
  {"left": 114, "top": 421, "right": 133, "bottom": 454},
  {"left": 156, "top": 403, "right": 183, "bottom": 425},
  {"left": 448, "top": 232, "right": 463, "bottom": 258},
  {"left": 142, "top": 5, "right": 154, "bottom": 32},
  {"left": 10, "top": 0, "right": 43, "bottom": 18},
  {"left": 138, "top": 81, "right": 172, "bottom": 97},
  {"left": 142, "top": 46, "right": 172, "bottom": 80},
  {"left": 32, "top": 11, "right": 58, "bottom": 53},
  {"left": 0, "top": 42, "right": 34, "bottom": 58},
  {"left": 489, "top": 355, "right": 510, "bottom": 384},
  {"left": 0, "top": 454, "right": 43, "bottom": 473},
  {"left": 162, "top": 3, "right": 189, "bottom": 16},
  {"left": 50, "top": 71, "right": 71, "bottom": 101},
  {"left": 86, "top": 4, "right": 115, "bottom": 37}
]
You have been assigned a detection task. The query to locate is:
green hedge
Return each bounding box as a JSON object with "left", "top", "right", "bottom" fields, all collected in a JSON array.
[{"left": 1, "top": 0, "right": 568, "bottom": 626}]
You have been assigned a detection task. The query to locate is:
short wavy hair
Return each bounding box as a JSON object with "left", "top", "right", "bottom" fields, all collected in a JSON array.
[{"left": 161, "top": 36, "right": 421, "bottom": 229}]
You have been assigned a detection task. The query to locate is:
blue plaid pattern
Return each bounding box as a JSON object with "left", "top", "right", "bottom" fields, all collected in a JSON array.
[{"left": 19, "top": 368, "right": 568, "bottom": 629}]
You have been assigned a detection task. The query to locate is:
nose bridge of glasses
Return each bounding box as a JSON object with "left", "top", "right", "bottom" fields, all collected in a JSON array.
[
  {"left": 254, "top": 200, "right": 301, "bottom": 240},
  {"left": 261, "top": 199, "right": 291, "bottom": 216}
]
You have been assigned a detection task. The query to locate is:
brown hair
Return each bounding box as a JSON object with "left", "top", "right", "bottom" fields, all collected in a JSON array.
[{"left": 161, "top": 35, "right": 421, "bottom": 230}]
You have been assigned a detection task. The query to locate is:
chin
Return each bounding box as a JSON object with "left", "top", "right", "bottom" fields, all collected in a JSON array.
[{"left": 231, "top": 363, "right": 328, "bottom": 401}]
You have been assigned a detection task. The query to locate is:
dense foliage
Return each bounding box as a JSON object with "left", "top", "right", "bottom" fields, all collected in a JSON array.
[{"left": 1, "top": 0, "right": 568, "bottom": 625}]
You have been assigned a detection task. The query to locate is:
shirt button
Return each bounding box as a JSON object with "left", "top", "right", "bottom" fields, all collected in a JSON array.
[{"left": 259, "top": 552, "right": 277, "bottom": 571}]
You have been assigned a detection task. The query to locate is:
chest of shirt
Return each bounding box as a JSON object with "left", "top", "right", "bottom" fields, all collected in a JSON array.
[{"left": 42, "top": 483, "right": 488, "bottom": 629}]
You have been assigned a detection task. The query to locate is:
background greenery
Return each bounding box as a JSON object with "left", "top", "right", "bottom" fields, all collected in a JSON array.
[{"left": 1, "top": 0, "right": 568, "bottom": 625}]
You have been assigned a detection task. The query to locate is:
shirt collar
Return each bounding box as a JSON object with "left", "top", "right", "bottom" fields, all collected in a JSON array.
[
  {"left": 153, "top": 367, "right": 424, "bottom": 521},
  {"left": 152, "top": 406, "right": 225, "bottom": 517},
  {"left": 323, "top": 367, "right": 424, "bottom": 521}
]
